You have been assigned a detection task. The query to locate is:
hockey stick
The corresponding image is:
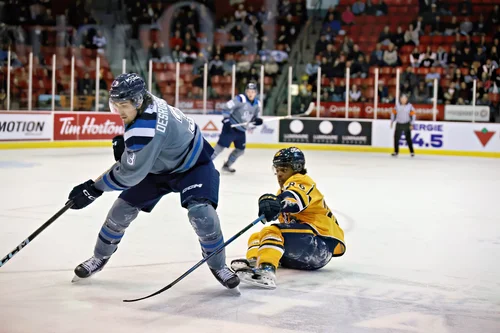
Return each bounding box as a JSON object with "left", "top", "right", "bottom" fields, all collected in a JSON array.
[
  {"left": 0, "top": 200, "right": 74, "bottom": 268},
  {"left": 230, "top": 108, "right": 314, "bottom": 128},
  {"left": 0, "top": 165, "right": 114, "bottom": 269},
  {"left": 123, "top": 214, "right": 266, "bottom": 303}
]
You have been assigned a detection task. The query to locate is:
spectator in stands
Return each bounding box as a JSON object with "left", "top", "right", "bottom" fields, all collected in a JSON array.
[
  {"left": 489, "top": 5, "right": 499, "bottom": 27},
  {"left": 483, "top": 58, "right": 499, "bottom": 77},
  {"left": 420, "top": 46, "right": 436, "bottom": 67},
  {"left": 219, "top": 53, "right": 233, "bottom": 75},
  {"left": 365, "top": 0, "right": 377, "bottom": 15},
  {"left": 458, "top": 82, "right": 471, "bottom": 103},
  {"left": 370, "top": 43, "right": 384, "bottom": 66},
  {"left": 436, "top": 46, "right": 448, "bottom": 67},
  {"left": 474, "top": 15, "right": 488, "bottom": 36},
  {"left": 458, "top": 0, "right": 472, "bottom": 16},
  {"left": 445, "top": 16, "right": 460, "bottom": 36},
  {"left": 379, "top": 26, "right": 392, "bottom": 46},
  {"left": 376, "top": 0, "right": 388, "bottom": 16},
  {"left": 351, "top": 55, "right": 369, "bottom": 78},
  {"left": 461, "top": 46, "right": 474, "bottom": 68},
  {"left": 315, "top": 35, "right": 328, "bottom": 55},
  {"left": 400, "top": 81, "right": 413, "bottom": 98},
  {"left": 378, "top": 81, "right": 389, "bottom": 102},
  {"left": 410, "top": 47, "right": 423, "bottom": 67},
  {"left": 430, "top": 16, "right": 445, "bottom": 36},
  {"left": 332, "top": 54, "right": 347, "bottom": 77},
  {"left": 404, "top": 24, "right": 420, "bottom": 46},
  {"left": 425, "top": 67, "right": 441, "bottom": 87},
  {"left": 413, "top": 16, "right": 425, "bottom": 37},
  {"left": 412, "top": 81, "right": 431, "bottom": 103},
  {"left": 460, "top": 17, "right": 474, "bottom": 36},
  {"left": 383, "top": 43, "right": 400, "bottom": 67},
  {"left": 341, "top": 6, "right": 355, "bottom": 26},
  {"left": 92, "top": 30, "right": 107, "bottom": 53},
  {"left": 264, "top": 57, "right": 280, "bottom": 76},
  {"left": 352, "top": 0, "right": 365, "bottom": 16},
  {"left": 349, "top": 84, "right": 363, "bottom": 102},
  {"left": 333, "top": 80, "right": 346, "bottom": 101},
  {"left": 149, "top": 43, "right": 162, "bottom": 62},
  {"left": 443, "top": 83, "right": 458, "bottom": 104},
  {"left": 392, "top": 26, "right": 405, "bottom": 48},
  {"left": 234, "top": 4, "right": 247, "bottom": 21},
  {"left": 401, "top": 67, "right": 419, "bottom": 88},
  {"left": 341, "top": 36, "right": 353, "bottom": 55},
  {"left": 77, "top": 72, "right": 94, "bottom": 96},
  {"left": 452, "top": 68, "right": 465, "bottom": 85},
  {"left": 181, "top": 45, "right": 197, "bottom": 64},
  {"left": 475, "top": 47, "right": 487, "bottom": 65},
  {"left": 448, "top": 44, "right": 462, "bottom": 67},
  {"left": 170, "top": 30, "right": 183, "bottom": 49}
]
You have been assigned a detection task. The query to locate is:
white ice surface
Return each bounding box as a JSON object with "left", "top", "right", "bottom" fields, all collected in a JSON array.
[{"left": 0, "top": 148, "right": 499, "bottom": 333}]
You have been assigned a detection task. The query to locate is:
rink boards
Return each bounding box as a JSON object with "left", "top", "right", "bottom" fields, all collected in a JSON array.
[{"left": 0, "top": 111, "right": 499, "bottom": 157}]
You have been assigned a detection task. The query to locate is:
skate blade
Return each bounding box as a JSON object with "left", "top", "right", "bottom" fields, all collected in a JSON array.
[
  {"left": 237, "top": 272, "right": 276, "bottom": 289},
  {"left": 71, "top": 275, "right": 83, "bottom": 283},
  {"left": 228, "top": 285, "right": 241, "bottom": 295}
]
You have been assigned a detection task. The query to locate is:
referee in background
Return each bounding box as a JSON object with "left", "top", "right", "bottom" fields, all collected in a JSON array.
[{"left": 390, "top": 94, "right": 416, "bottom": 157}]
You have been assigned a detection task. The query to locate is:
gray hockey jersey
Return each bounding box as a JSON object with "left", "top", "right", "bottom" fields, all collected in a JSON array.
[
  {"left": 95, "top": 94, "right": 205, "bottom": 192},
  {"left": 224, "top": 94, "right": 261, "bottom": 132}
]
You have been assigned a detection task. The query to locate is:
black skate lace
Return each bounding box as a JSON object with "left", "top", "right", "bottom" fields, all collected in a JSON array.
[
  {"left": 216, "top": 267, "right": 234, "bottom": 282},
  {"left": 82, "top": 257, "right": 103, "bottom": 272}
]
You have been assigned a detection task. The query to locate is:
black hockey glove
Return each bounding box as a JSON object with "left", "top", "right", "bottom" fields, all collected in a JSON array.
[
  {"left": 112, "top": 135, "right": 125, "bottom": 162},
  {"left": 258, "top": 193, "right": 281, "bottom": 222},
  {"left": 67, "top": 180, "right": 103, "bottom": 210},
  {"left": 253, "top": 118, "right": 263, "bottom": 126}
]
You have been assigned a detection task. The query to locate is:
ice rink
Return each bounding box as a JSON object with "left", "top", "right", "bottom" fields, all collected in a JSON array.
[{"left": 0, "top": 147, "right": 499, "bottom": 333}]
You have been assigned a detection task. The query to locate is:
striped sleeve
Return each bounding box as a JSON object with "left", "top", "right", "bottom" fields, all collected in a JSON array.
[
  {"left": 94, "top": 114, "right": 163, "bottom": 192},
  {"left": 278, "top": 182, "right": 313, "bottom": 213}
]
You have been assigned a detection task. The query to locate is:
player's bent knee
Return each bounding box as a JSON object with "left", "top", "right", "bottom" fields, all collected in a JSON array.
[
  {"left": 187, "top": 199, "right": 221, "bottom": 236},
  {"left": 234, "top": 148, "right": 245, "bottom": 155},
  {"left": 105, "top": 198, "right": 140, "bottom": 231}
]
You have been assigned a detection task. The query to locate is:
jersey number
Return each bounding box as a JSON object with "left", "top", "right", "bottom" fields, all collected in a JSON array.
[{"left": 170, "top": 107, "right": 195, "bottom": 134}]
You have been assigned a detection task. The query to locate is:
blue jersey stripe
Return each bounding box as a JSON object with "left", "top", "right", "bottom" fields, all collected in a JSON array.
[
  {"left": 109, "top": 169, "right": 128, "bottom": 189},
  {"left": 129, "top": 118, "right": 157, "bottom": 130},
  {"left": 127, "top": 143, "right": 146, "bottom": 151},
  {"left": 125, "top": 136, "right": 153, "bottom": 150},
  {"left": 179, "top": 133, "right": 203, "bottom": 172},
  {"left": 103, "top": 173, "right": 126, "bottom": 191}
]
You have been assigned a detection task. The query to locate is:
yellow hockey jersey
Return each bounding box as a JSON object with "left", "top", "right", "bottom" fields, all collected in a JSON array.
[{"left": 277, "top": 173, "right": 346, "bottom": 256}]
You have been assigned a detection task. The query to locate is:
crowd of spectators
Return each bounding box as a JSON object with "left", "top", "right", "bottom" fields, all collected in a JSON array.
[{"left": 299, "top": 0, "right": 499, "bottom": 121}]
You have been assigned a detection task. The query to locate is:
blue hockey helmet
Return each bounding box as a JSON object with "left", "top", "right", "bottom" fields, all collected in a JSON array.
[
  {"left": 273, "top": 147, "right": 306, "bottom": 173},
  {"left": 109, "top": 73, "right": 146, "bottom": 108}
]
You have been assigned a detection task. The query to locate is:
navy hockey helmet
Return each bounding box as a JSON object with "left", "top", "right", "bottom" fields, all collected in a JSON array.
[
  {"left": 273, "top": 147, "right": 306, "bottom": 173},
  {"left": 109, "top": 73, "right": 146, "bottom": 108},
  {"left": 246, "top": 82, "right": 257, "bottom": 91}
]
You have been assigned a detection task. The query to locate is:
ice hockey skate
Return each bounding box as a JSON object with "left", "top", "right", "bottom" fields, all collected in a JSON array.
[
  {"left": 210, "top": 265, "right": 241, "bottom": 294},
  {"left": 235, "top": 263, "right": 277, "bottom": 289},
  {"left": 230, "top": 257, "right": 256, "bottom": 271},
  {"left": 72, "top": 256, "right": 109, "bottom": 282},
  {"left": 222, "top": 161, "right": 236, "bottom": 173}
]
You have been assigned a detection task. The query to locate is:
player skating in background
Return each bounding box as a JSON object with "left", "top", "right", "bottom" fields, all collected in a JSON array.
[
  {"left": 231, "top": 147, "right": 346, "bottom": 289},
  {"left": 66, "top": 73, "right": 240, "bottom": 291},
  {"left": 211, "top": 82, "right": 263, "bottom": 173}
]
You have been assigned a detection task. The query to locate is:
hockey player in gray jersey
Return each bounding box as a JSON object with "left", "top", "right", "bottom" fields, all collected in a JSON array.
[
  {"left": 211, "top": 82, "right": 263, "bottom": 173},
  {"left": 66, "top": 73, "right": 240, "bottom": 291}
]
